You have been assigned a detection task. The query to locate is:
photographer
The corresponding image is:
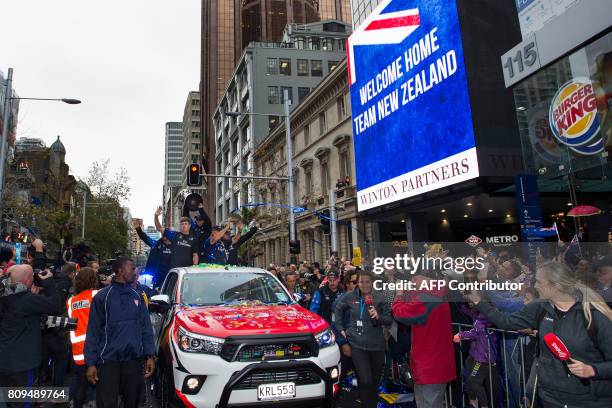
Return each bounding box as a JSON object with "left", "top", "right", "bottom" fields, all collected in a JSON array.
[{"left": 0, "top": 265, "right": 60, "bottom": 393}]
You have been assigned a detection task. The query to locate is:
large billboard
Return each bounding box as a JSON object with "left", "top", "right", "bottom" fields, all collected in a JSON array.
[{"left": 348, "top": 0, "right": 478, "bottom": 211}]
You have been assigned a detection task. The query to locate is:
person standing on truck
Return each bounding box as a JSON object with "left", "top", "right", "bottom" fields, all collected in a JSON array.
[{"left": 155, "top": 214, "right": 199, "bottom": 268}]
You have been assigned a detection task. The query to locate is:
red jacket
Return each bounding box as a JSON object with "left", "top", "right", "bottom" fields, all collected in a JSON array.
[{"left": 392, "top": 288, "right": 456, "bottom": 385}]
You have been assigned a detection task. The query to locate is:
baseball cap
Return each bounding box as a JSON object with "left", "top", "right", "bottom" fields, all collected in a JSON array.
[{"left": 327, "top": 269, "right": 339, "bottom": 279}]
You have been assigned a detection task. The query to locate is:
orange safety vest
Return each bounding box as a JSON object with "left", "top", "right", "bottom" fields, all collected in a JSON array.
[{"left": 66, "top": 289, "right": 98, "bottom": 365}]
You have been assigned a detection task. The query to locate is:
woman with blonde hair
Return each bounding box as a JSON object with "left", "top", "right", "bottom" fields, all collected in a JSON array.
[{"left": 469, "top": 261, "right": 612, "bottom": 408}]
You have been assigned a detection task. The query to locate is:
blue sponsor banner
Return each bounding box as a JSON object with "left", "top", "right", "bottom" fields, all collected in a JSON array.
[
  {"left": 348, "top": 0, "right": 478, "bottom": 211},
  {"left": 514, "top": 174, "right": 544, "bottom": 269}
]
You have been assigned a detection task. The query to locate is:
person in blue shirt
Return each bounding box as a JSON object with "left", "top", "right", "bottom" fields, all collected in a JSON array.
[
  {"left": 155, "top": 213, "right": 199, "bottom": 269},
  {"left": 134, "top": 214, "right": 171, "bottom": 288},
  {"left": 84, "top": 258, "right": 155, "bottom": 408},
  {"left": 200, "top": 224, "right": 231, "bottom": 265},
  {"left": 183, "top": 202, "right": 212, "bottom": 242},
  {"left": 310, "top": 268, "right": 344, "bottom": 324}
]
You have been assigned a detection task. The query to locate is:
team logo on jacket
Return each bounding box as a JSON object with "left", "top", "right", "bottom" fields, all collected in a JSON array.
[{"left": 549, "top": 78, "right": 603, "bottom": 155}]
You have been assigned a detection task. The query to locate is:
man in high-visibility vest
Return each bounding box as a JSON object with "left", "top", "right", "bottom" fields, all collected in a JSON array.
[{"left": 66, "top": 267, "right": 99, "bottom": 408}]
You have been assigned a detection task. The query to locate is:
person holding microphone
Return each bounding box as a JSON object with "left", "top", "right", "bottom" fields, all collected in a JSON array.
[
  {"left": 469, "top": 261, "right": 612, "bottom": 408},
  {"left": 334, "top": 270, "right": 392, "bottom": 408}
]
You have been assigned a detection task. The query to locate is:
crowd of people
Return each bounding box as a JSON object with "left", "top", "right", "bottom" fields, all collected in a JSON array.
[{"left": 0, "top": 204, "right": 611, "bottom": 408}]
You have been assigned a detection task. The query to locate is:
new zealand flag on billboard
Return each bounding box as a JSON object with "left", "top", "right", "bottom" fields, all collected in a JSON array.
[{"left": 348, "top": 0, "right": 478, "bottom": 211}]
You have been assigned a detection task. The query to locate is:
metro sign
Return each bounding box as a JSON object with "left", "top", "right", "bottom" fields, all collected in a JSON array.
[
  {"left": 465, "top": 235, "right": 482, "bottom": 247},
  {"left": 347, "top": 0, "right": 421, "bottom": 86}
]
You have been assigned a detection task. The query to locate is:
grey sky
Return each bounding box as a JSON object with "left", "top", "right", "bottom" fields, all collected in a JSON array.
[{"left": 2, "top": 0, "right": 200, "bottom": 227}]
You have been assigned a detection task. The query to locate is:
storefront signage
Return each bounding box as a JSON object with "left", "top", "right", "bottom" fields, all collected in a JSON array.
[
  {"left": 501, "top": 34, "right": 541, "bottom": 87},
  {"left": 549, "top": 78, "right": 603, "bottom": 155},
  {"left": 348, "top": 0, "right": 478, "bottom": 212}
]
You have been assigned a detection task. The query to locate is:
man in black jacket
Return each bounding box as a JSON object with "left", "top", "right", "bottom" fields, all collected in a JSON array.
[{"left": 0, "top": 265, "right": 60, "bottom": 396}]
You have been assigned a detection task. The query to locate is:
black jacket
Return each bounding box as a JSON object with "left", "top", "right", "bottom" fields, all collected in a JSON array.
[
  {"left": 136, "top": 227, "right": 171, "bottom": 287},
  {"left": 334, "top": 288, "right": 392, "bottom": 351},
  {"left": 0, "top": 277, "right": 61, "bottom": 372},
  {"left": 224, "top": 226, "right": 258, "bottom": 265},
  {"left": 477, "top": 297, "right": 612, "bottom": 407}
]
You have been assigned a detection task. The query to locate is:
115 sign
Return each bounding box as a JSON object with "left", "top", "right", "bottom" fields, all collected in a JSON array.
[{"left": 501, "top": 34, "right": 541, "bottom": 88}]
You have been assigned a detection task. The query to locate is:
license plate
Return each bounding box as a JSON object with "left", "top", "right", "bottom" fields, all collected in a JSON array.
[{"left": 257, "top": 382, "right": 296, "bottom": 401}]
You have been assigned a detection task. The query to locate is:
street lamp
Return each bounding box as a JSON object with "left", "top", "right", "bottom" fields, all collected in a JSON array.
[
  {"left": 225, "top": 90, "right": 297, "bottom": 258},
  {"left": 0, "top": 67, "right": 81, "bottom": 212}
]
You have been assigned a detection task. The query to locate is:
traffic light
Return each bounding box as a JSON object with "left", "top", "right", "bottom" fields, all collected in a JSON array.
[
  {"left": 289, "top": 239, "right": 301, "bottom": 255},
  {"left": 188, "top": 163, "right": 202, "bottom": 187},
  {"left": 320, "top": 209, "right": 330, "bottom": 234}
]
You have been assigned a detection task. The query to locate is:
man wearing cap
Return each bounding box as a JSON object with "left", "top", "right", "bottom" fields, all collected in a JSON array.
[
  {"left": 222, "top": 220, "right": 259, "bottom": 265},
  {"left": 200, "top": 223, "right": 231, "bottom": 265},
  {"left": 184, "top": 202, "right": 212, "bottom": 242},
  {"left": 310, "top": 268, "right": 344, "bottom": 324}
]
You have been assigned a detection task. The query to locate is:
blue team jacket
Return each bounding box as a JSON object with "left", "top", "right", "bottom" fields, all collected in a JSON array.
[{"left": 84, "top": 281, "right": 156, "bottom": 367}]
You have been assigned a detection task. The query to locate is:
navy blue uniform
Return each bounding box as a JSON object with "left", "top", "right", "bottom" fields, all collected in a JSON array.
[{"left": 136, "top": 227, "right": 171, "bottom": 287}]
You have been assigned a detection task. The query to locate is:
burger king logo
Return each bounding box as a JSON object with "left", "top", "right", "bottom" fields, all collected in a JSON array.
[{"left": 549, "top": 78, "right": 602, "bottom": 155}]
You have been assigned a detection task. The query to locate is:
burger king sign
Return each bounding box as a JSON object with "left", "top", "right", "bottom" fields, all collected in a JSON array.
[{"left": 549, "top": 78, "right": 603, "bottom": 155}]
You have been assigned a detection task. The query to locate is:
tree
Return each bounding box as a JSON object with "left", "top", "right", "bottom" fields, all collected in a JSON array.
[{"left": 81, "top": 159, "right": 131, "bottom": 259}]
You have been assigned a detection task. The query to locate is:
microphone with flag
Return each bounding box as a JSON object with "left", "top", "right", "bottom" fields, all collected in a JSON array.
[
  {"left": 364, "top": 295, "right": 379, "bottom": 327},
  {"left": 543, "top": 333, "right": 590, "bottom": 385}
]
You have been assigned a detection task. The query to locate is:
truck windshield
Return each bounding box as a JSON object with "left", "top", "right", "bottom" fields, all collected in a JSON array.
[{"left": 180, "top": 272, "right": 293, "bottom": 306}]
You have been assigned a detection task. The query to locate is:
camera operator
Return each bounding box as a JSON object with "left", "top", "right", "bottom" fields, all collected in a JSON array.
[{"left": 0, "top": 265, "right": 60, "bottom": 395}]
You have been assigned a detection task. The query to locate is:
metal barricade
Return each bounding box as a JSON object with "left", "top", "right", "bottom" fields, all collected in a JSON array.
[{"left": 448, "top": 323, "right": 536, "bottom": 408}]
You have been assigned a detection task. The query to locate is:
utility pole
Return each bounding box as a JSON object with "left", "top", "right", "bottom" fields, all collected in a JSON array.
[
  {"left": 81, "top": 190, "right": 87, "bottom": 239},
  {"left": 329, "top": 189, "right": 338, "bottom": 254}
]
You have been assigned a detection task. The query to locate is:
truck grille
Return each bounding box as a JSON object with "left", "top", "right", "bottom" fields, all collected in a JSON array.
[
  {"left": 222, "top": 341, "right": 315, "bottom": 362},
  {"left": 233, "top": 367, "right": 321, "bottom": 390}
]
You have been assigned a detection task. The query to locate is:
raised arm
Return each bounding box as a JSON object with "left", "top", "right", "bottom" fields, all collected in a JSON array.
[{"left": 154, "top": 206, "right": 164, "bottom": 234}]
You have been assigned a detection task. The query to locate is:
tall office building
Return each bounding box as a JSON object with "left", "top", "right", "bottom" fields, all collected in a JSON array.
[
  {"left": 181, "top": 91, "right": 202, "bottom": 189},
  {"left": 350, "top": 0, "right": 381, "bottom": 27},
  {"left": 164, "top": 122, "right": 183, "bottom": 188},
  {"left": 200, "top": 0, "right": 351, "bottom": 218}
]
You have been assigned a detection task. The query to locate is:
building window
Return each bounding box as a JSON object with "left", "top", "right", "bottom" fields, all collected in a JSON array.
[
  {"left": 223, "top": 150, "right": 229, "bottom": 166},
  {"left": 191, "top": 120, "right": 200, "bottom": 127},
  {"left": 192, "top": 143, "right": 199, "bottom": 150},
  {"left": 279, "top": 58, "right": 291, "bottom": 75},
  {"left": 280, "top": 87, "right": 293, "bottom": 104},
  {"left": 297, "top": 59, "right": 309, "bottom": 76},
  {"left": 191, "top": 109, "right": 199, "bottom": 116},
  {"left": 267, "top": 58, "right": 278, "bottom": 75},
  {"left": 291, "top": 135, "right": 296, "bottom": 156},
  {"left": 268, "top": 116, "right": 280, "bottom": 131},
  {"left": 322, "top": 38, "right": 334, "bottom": 51},
  {"left": 295, "top": 36, "right": 306, "bottom": 49},
  {"left": 191, "top": 154, "right": 199, "bottom": 163},
  {"left": 311, "top": 60, "right": 323, "bottom": 77},
  {"left": 192, "top": 99, "right": 200, "bottom": 105},
  {"left": 328, "top": 61, "right": 339, "bottom": 71},
  {"left": 298, "top": 87, "right": 310, "bottom": 103},
  {"left": 321, "top": 161, "right": 329, "bottom": 192},
  {"left": 304, "top": 125, "right": 310, "bottom": 146},
  {"left": 340, "top": 150, "right": 351, "bottom": 180},
  {"left": 305, "top": 169, "right": 313, "bottom": 195},
  {"left": 309, "top": 37, "right": 320, "bottom": 50},
  {"left": 337, "top": 40, "right": 345, "bottom": 51},
  {"left": 192, "top": 132, "right": 199, "bottom": 139},
  {"left": 233, "top": 164, "right": 239, "bottom": 177},
  {"left": 232, "top": 138, "right": 238, "bottom": 156},
  {"left": 337, "top": 96, "right": 346, "bottom": 119},
  {"left": 268, "top": 86, "right": 279, "bottom": 104},
  {"left": 319, "top": 111, "right": 327, "bottom": 134}
]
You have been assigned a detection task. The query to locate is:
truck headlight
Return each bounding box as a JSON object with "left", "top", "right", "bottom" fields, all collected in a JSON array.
[
  {"left": 177, "top": 327, "right": 224, "bottom": 355},
  {"left": 315, "top": 328, "right": 335, "bottom": 348}
]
